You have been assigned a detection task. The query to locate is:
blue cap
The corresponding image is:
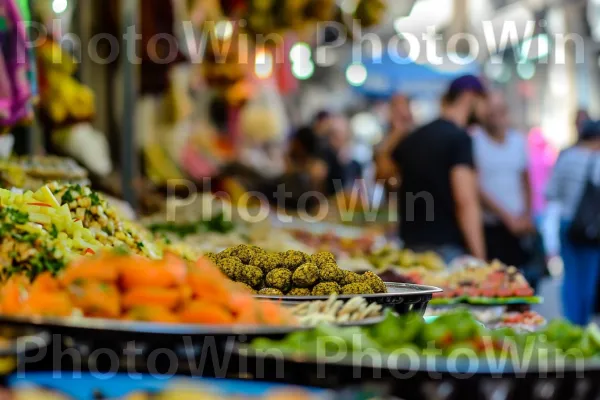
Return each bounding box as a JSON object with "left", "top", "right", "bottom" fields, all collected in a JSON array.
[{"left": 447, "top": 74, "right": 487, "bottom": 97}]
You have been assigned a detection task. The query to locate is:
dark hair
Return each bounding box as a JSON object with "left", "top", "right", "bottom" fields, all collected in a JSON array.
[
  {"left": 292, "top": 126, "right": 319, "bottom": 156},
  {"left": 313, "top": 110, "right": 331, "bottom": 124},
  {"left": 442, "top": 75, "right": 486, "bottom": 105},
  {"left": 579, "top": 119, "right": 600, "bottom": 141}
]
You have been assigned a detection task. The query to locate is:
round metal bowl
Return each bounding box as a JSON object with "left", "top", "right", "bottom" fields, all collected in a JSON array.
[{"left": 256, "top": 282, "right": 443, "bottom": 315}]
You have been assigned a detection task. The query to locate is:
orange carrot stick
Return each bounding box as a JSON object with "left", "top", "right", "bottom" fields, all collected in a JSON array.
[
  {"left": 179, "top": 301, "right": 234, "bottom": 324},
  {"left": 122, "top": 287, "right": 181, "bottom": 310}
]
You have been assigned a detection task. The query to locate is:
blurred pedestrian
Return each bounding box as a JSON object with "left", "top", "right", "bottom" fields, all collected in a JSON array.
[
  {"left": 545, "top": 120, "right": 600, "bottom": 325},
  {"left": 261, "top": 126, "right": 328, "bottom": 210},
  {"left": 312, "top": 110, "right": 334, "bottom": 139},
  {"left": 391, "top": 75, "right": 487, "bottom": 263},
  {"left": 321, "top": 115, "right": 363, "bottom": 197},
  {"left": 575, "top": 109, "right": 590, "bottom": 137},
  {"left": 375, "top": 94, "right": 414, "bottom": 188},
  {"left": 475, "top": 91, "right": 533, "bottom": 267}
]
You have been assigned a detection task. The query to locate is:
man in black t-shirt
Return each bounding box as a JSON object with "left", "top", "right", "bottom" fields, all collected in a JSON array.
[{"left": 392, "top": 75, "right": 487, "bottom": 263}]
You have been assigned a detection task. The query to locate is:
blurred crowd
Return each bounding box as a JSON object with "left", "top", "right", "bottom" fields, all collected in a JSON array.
[{"left": 226, "top": 74, "right": 600, "bottom": 327}]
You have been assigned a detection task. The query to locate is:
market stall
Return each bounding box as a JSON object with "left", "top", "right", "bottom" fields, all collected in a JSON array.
[{"left": 0, "top": 0, "right": 594, "bottom": 398}]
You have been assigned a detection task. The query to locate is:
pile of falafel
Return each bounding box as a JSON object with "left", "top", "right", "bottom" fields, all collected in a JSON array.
[{"left": 204, "top": 245, "right": 387, "bottom": 296}]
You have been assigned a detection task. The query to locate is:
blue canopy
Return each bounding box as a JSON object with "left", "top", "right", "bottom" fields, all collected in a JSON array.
[{"left": 352, "top": 52, "right": 481, "bottom": 99}]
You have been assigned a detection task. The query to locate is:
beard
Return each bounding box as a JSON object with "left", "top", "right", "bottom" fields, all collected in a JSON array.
[{"left": 467, "top": 109, "right": 480, "bottom": 126}]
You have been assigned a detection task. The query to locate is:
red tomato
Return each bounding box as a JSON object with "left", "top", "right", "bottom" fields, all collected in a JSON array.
[
  {"left": 513, "top": 287, "right": 534, "bottom": 297},
  {"left": 497, "top": 288, "right": 513, "bottom": 298}
]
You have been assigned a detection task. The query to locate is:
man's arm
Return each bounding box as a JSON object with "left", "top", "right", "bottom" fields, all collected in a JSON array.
[
  {"left": 451, "top": 165, "right": 486, "bottom": 260},
  {"left": 521, "top": 170, "right": 533, "bottom": 219}
]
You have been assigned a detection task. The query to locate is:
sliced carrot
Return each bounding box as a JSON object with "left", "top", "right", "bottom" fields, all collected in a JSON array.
[
  {"left": 83, "top": 248, "right": 96, "bottom": 256},
  {"left": 179, "top": 301, "right": 234, "bottom": 324},
  {"left": 125, "top": 306, "right": 180, "bottom": 324},
  {"left": 68, "top": 281, "right": 121, "bottom": 319},
  {"left": 187, "top": 272, "right": 232, "bottom": 307},
  {"left": 59, "top": 259, "right": 118, "bottom": 286},
  {"left": 234, "top": 305, "right": 259, "bottom": 325},
  {"left": 122, "top": 287, "right": 181, "bottom": 310},
  {"left": 30, "top": 272, "right": 60, "bottom": 293},
  {"left": 256, "top": 301, "right": 295, "bottom": 326},
  {"left": 227, "top": 292, "right": 255, "bottom": 315},
  {"left": 162, "top": 252, "right": 187, "bottom": 284},
  {"left": 22, "top": 292, "right": 73, "bottom": 317},
  {"left": 120, "top": 260, "right": 180, "bottom": 289},
  {"left": 0, "top": 278, "right": 28, "bottom": 314},
  {"left": 179, "top": 284, "right": 193, "bottom": 305}
]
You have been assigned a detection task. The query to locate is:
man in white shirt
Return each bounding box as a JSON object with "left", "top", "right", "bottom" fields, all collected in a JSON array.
[{"left": 474, "top": 92, "right": 534, "bottom": 266}]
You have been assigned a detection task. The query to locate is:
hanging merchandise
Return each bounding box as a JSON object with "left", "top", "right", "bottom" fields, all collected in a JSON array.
[
  {"left": 35, "top": 35, "right": 112, "bottom": 177},
  {"left": 0, "top": 0, "right": 35, "bottom": 128},
  {"left": 137, "top": 66, "right": 190, "bottom": 187},
  {"left": 244, "top": 0, "right": 337, "bottom": 37},
  {"left": 51, "top": 124, "right": 112, "bottom": 177},
  {"left": 352, "top": 0, "right": 386, "bottom": 28},
  {"left": 201, "top": 25, "right": 251, "bottom": 94},
  {"left": 37, "top": 40, "right": 94, "bottom": 124},
  {"left": 16, "top": 0, "right": 37, "bottom": 106}
]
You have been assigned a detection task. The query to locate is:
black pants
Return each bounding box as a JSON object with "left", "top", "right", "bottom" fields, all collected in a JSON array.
[{"left": 484, "top": 223, "right": 529, "bottom": 267}]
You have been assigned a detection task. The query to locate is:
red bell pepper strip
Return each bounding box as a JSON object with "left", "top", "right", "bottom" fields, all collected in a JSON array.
[{"left": 27, "top": 202, "right": 52, "bottom": 208}]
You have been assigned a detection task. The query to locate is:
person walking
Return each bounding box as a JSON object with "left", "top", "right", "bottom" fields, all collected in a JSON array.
[
  {"left": 391, "top": 75, "right": 487, "bottom": 263},
  {"left": 375, "top": 94, "right": 414, "bottom": 188},
  {"left": 474, "top": 92, "right": 534, "bottom": 268},
  {"left": 545, "top": 120, "right": 600, "bottom": 325}
]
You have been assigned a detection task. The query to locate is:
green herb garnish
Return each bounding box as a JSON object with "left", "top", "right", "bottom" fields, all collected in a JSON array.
[{"left": 90, "top": 192, "right": 101, "bottom": 206}]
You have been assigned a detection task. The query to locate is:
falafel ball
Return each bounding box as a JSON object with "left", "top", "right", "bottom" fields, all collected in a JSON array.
[
  {"left": 217, "top": 257, "right": 243, "bottom": 280},
  {"left": 230, "top": 244, "right": 256, "bottom": 264},
  {"left": 250, "top": 252, "right": 282, "bottom": 273},
  {"left": 258, "top": 288, "right": 284, "bottom": 296},
  {"left": 203, "top": 252, "right": 218, "bottom": 263},
  {"left": 265, "top": 268, "right": 293, "bottom": 292},
  {"left": 217, "top": 248, "right": 235, "bottom": 259},
  {"left": 362, "top": 271, "right": 387, "bottom": 293},
  {"left": 282, "top": 250, "right": 309, "bottom": 271},
  {"left": 341, "top": 283, "right": 374, "bottom": 295},
  {"left": 292, "top": 262, "right": 319, "bottom": 288},
  {"left": 312, "top": 282, "right": 341, "bottom": 296},
  {"left": 287, "top": 288, "right": 312, "bottom": 296},
  {"left": 249, "top": 245, "right": 266, "bottom": 255},
  {"left": 312, "top": 251, "right": 336, "bottom": 267},
  {"left": 319, "top": 262, "right": 344, "bottom": 283},
  {"left": 340, "top": 271, "right": 363, "bottom": 286},
  {"left": 239, "top": 265, "right": 264, "bottom": 288}
]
